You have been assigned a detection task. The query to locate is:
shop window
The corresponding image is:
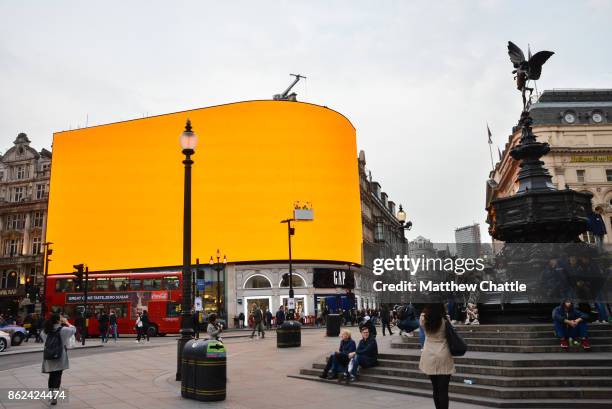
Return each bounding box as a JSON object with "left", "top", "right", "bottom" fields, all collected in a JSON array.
[
  {"left": 244, "top": 275, "right": 272, "bottom": 289},
  {"left": 280, "top": 273, "right": 306, "bottom": 288}
]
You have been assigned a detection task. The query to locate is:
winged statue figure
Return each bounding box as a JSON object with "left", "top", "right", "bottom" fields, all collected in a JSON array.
[{"left": 507, "top": 41, "right": 554, "bottom": 109}]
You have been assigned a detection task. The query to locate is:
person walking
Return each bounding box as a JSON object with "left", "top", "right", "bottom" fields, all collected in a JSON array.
[
  {"left": 238, "top": 312, "right": 245, "bottom": 329},
  {"left": 250, "top": 304, "right": 265, "bottom": 339},
  {"left": 419, "top": 303, "right": 455, "bottom": 409},
  {"left": 140, "top": 310, "right": 150, "bottom": 342},
  {"left": 135, "top": 312, "right": 144, "bottom": 343},
  {"left": 109, "top": 310, "right": 118, "bottom": 342},
  {"left": 275, "top": 305, "right": 285, "bottom": 327},
  {"left": 98, "top": 311, "right": 109, "bottom": 343},
  {"left": 265, "top": 308, "right": 273, "bottom": 330},
  {"left": 588, "top": 206, "right": 607, "bottom": 252},
  {"left": 381, "top": 304, "right": 393, "bottom": 336},
  {"left": 41, "top": 313, "right": 76, "bottom": 406}
]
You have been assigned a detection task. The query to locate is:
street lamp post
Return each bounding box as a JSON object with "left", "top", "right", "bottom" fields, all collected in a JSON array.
[
  {"left": 209, "top": 249, "right": 227, "bottom": 318},
  {"left": 176, "top": 119, "right": 198, "bottom": 382},
  {"left": 40, "top": 242, "right": 53, "bottom": 317},
  {"left": 280, "top": 218, "right": 295, "bottom": 318},
  {"left": 396, "top": 205, "right": 412, "bottom": 304}
]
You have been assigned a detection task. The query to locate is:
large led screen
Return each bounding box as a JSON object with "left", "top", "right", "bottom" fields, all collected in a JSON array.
[{"left": 46, "top": 101, "right": 362, "bottom": 273}]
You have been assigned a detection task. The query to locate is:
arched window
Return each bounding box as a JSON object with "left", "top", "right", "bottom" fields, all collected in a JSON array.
[
  {"left": 280, "top": 273, "right": 306, "bottom": 288},
  {"left": 244, "top": 275, "right": 272, "bottom": 289}
]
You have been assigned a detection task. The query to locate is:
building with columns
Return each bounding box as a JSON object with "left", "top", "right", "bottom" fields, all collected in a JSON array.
[
  {"left": 0, "top": 133, "right": 51, "bottom": 316},
  {"left": 487, "top": 89, "right": 612, "bottom": 244}
]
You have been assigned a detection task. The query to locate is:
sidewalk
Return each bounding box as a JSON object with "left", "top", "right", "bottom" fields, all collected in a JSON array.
[{"left": 0, "top": 329, "right": 487, "bottom": 409}]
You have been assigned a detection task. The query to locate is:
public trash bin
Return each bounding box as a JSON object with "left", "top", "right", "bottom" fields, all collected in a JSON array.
[
  {"left": 276, "top": 320, "right": 301, "bottom": 348},
  {"left": 181, "top": 339, "right": 226, "bottom": 401},
  {"left": 326, "top": 314, "right": 341, "bottom": 337}
]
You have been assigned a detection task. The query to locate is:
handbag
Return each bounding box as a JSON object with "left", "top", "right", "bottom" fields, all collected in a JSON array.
[{"left": 444, "top": 318, "right": 467, "bottom": 356}]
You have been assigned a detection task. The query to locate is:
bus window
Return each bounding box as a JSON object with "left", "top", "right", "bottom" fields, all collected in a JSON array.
[
  {"left": 163, "top": 276, "right": 179, "bottom": 290},
  {"left": 96, "top": 278, "right": 110, "bottom": 291},
  {"left": 167, "top": 301, "right": 181, "bottom": 317},
  {"left": 110, "top": 277, "right": 128, "bottom": 291},
  {"left": 129, "top": 279, "right": 142, "bottom": 290},
  {"left": 107, "top": 303, "right": 129, "bottom": 319},
  {"left": 143, "top": 278, "right": 161, "bottom": 290},
  {"left": 55, "top": 279, "right": 74, "bottom": 292},
  {"left": 87, "top": 278, "right": 96, "bottom": 291}
]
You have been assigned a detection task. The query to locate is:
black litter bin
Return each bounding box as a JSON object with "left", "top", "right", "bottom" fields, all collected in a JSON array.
[
  {"left": 326, "top": 314, "right": 341, "bottom": 337},
  {"left": 181, "top": 339, "right": 226, "bottom": 401},
  {"left": 276, "top": 320, "right": 301, "bottom": 348}
]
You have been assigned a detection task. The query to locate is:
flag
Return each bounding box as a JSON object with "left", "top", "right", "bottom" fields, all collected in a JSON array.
[{"left": 487, "top": 123, "right": 493, "bottom": 144}]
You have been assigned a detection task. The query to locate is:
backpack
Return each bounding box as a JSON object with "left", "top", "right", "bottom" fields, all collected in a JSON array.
[{"left": 44, "top": 327, "right": 64, "bottom": 360}]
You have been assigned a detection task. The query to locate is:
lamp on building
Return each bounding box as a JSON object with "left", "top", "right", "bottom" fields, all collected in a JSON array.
[
  {"left": 396, "top": 205, "right": 413, "bottom": 231},
  {"left": 176, "top": 119, "right": 197, "bottom": 382},
  {"left": 209, "top": 249, "right": 227, "bottom": 319}
]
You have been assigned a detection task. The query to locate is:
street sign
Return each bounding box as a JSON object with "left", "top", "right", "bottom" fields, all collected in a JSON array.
[
  {"left": 194, "top": 296, "right": 203, "bottom": 311},
  {"left": 197, "top": 279, "right": 205, "bottom": 291}
]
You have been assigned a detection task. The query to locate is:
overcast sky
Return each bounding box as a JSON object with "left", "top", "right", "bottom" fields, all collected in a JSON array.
[{"left": 1, "top": 1, "right": 611, "bottom": 243}]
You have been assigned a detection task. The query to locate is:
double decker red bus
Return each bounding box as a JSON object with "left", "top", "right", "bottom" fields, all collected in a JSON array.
[{"left": 45, "top": 271, "right": 183, "bottom": 337}]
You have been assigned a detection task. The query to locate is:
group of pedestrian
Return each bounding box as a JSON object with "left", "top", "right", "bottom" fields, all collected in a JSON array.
[
  {"left": 96, "top": 310, "right": 119, "bottom": 342},
  {"left": 23, "top": 313, "right": 44, "bottom": 343}
]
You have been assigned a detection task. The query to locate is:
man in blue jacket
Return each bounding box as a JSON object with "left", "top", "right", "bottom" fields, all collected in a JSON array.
[
  {"left": 346, "top": 326, "right": 378, "bottom": 382},
  {"left": 552, "top": 299, "right": 590, "bottom": 350}
]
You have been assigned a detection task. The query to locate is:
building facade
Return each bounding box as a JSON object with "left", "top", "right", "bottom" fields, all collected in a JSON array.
[
  {"left": 409, "top": 235, "right": 437, "bottom": 259},
  {"left": 0, "top": 133, "right": 51, "bottom": 316},
  {"left": 228, "top": 150, "right": 408, "bottom": 321},
  {"left": 487, "top": 89, "right": 612, "bottom": 244},
  {"left": 455, "top": 223, "right": 482, "bottom": 259}
]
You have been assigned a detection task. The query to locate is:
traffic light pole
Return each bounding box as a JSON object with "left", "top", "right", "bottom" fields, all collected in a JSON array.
[{"left": 82, "top": 266, "right": 89, "bottom": 346}]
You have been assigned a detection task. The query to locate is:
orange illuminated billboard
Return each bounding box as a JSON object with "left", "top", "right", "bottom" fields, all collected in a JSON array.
[{"left": 46, "top": 101, "right": 362, "bottom": 274}]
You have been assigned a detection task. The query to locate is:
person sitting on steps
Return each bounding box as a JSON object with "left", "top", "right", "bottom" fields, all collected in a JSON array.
[
  {"left": 552, "top": 298, "right": 590, "bottom": 350},
  {"left": 319, "top": 329, "right": 356, "bottom": 379},
  {"left": 345, "top": 325, "right": 378, "bottom": 383}
]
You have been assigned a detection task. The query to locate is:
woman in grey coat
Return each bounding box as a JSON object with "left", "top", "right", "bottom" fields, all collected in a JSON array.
[{"left": 41, "top": 313, "right": 76, "bottom": 405}]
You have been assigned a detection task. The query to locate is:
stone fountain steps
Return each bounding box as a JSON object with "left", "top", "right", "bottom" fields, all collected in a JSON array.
[
  {"left": 393, "top": 323, "right": 612, "bottom": 353},
  {"left": 289, "top": 373, "right": 612, "bottom": 409},
  {"left": 290, "top": 324, "right": 612, "bottom": 408}
]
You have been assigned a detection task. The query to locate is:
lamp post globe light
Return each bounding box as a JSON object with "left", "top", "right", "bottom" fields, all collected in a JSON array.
[
  {"left": 209, "top": 249, "right": 227, "bottom": 320},
  {"left": 396, "top": 204, "right": 413, "bottom": 231},
  {"left": 176, "top": 119, "right": 197, "bottom": 382}
]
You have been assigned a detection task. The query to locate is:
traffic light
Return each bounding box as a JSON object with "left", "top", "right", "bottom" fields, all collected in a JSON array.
[{"left": 73, "top": 264, "right": 84, "bottom": 291}]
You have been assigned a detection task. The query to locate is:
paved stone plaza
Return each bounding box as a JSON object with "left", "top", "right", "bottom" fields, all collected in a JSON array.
[{"left": 0, "top": 329, "right": 490, "bottom": 409}]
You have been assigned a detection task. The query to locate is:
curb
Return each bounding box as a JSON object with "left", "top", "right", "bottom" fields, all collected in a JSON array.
[{"left": 1, "top": 344, "right": 103, "bottom": 357}]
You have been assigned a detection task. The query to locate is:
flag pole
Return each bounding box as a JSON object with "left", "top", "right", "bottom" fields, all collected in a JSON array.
[{"left": 487, "top": 123, "right": 495, "bottom": 171}]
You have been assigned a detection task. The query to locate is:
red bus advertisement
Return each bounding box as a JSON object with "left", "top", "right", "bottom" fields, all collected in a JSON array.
[{"left": 45, "top": 271, "right": 182, "bottom": 337}]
